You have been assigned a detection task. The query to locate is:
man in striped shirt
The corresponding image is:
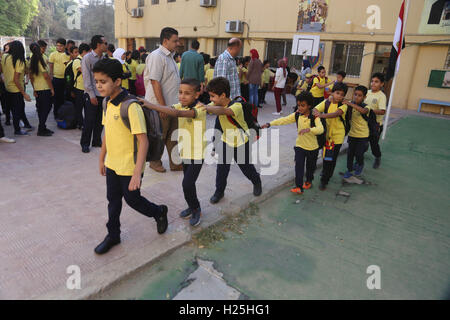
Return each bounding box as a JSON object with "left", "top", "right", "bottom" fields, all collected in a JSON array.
[{"left": 214, "top": 38, "right": 241, "bottom": 100}]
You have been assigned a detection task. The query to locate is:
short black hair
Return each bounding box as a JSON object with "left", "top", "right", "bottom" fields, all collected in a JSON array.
[
  {"left": 107, "top": 43, "right": 115, "bottom": 53},
  {"left": 174, "top": 53, "right": 181, "bottom": 60},
  {"left": 206, "top": 77, "right": 230, "bottom": 98},
  {"left": 191, "top": 40, "right": 200, "bottom": 50},
  {"left": 263, "top": 60, "right": 270, "bottom": 65},
  {"left": 209, "top": 57, "right": 216, "bottom": 68},
  {"left": 296, "top": 91, "right": 314, "bottom": 107},
  {"left": 93, "top": 58, "right": 123, "bottom": 82},
  {"left": 79, "top": 43, "right": 90, "bottom": 55},
  {"left": 372, "top": 72, "right": 385, "bottom": 83},
  {"left": 318, "top": 66, "right": 325, "bottom": 73},
  {"left": 243, "top": 56, "right": 251, "bottom": 64},
  {"left": 181, "top": 78, "right": 201, "bottom": 92},
  {"left": 202, "top": 52, "right": 210, "bottom": 64},
  {"left": 56, "top": 38, "right": 66, "bottom": 46},
  {"left": 141, "top": 53, "right": 148, "bottom": 63},
  {"left": 332, "top": 82, "right": 348, "bottom": 95},
  {"left": 37, "top": 40, "right": 47, "bottom": 48},
  {"left": 354, "top": 85, "right": 368, "bottom": 96},
  {"left": 67, "top": 40, "right": 75, "bottom": 46},
  {"left": 337, "top": 70, "right": 346, "bottom": 78},
  {"left": 131, "top": 50, "right": 140, "bottom": 60},
  {"left": 160, "top": 27, "right": 178, "bottom": 44},
  {"left": 91, "top": 35, "right": 105, "bottom": 50},
  {"left": 69, "top": 46, "right": 78, "bottom": 53}
]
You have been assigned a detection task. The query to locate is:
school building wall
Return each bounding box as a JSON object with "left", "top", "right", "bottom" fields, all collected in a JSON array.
[{"left": 115, "top": 0, "right": 450, "bottom": 114}]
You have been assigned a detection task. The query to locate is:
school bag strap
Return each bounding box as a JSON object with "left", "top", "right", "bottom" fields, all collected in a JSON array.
[{"left": 225, "top": 96, "right": 250, "bottom": 137}]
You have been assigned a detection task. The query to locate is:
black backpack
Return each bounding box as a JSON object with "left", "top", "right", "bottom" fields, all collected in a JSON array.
[
  {"left": 224, "top": 96, "right": 261, "bottom": 141},
  {"left": 102, "top": 94, "right": 164, "bottom": 162},
  {"left": 56, "top": 101, "right": 77, "bottom": 129},
  {"left": 64, "top": 58, "right": 81, "bottom": 94},
  {"left": 361, "top": 107, "right": 380, "bottom": 137}
]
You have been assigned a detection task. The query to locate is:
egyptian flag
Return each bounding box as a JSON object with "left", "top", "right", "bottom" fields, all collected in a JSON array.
[{"left": 386, "top": 0, "right": 407, "bottom": 81}]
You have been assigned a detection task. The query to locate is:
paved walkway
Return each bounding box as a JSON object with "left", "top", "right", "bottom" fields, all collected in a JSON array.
[{"left": 0, "top": 93, "right": 431, "bottom": 299}]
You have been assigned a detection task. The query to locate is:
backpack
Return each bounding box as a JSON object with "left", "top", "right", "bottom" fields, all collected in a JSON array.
[
  {"left": 56, "top": 101, "right": 77, "bottom": 129},
  {"left": 224, "top": 96, "right": 261, "bottom": 141},
  {"left": 135, "top": 73, "right": 145, "bottom": 97},
  {"left": 323, "top": 99, "right": 350, "bottom": 136},
  {"left": 102, "top": 94, "right": 164, "bottom": 162},
  {"left": 64, "top": 58, "right": 81, "bottom": 94},
  {"left": 361, "top": 107, "right": 380, "bottom": 137}
]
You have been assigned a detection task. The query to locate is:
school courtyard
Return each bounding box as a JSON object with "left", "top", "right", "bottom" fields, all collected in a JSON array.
[{"left": 0, "top": 95, "right": 449, "bottom": 299}]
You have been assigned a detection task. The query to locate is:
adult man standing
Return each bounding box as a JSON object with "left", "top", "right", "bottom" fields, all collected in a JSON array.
[
  {"left": 179, "top": 40, "right": 204, "bottom": 83},
  {"left": 144, "top": 27, "right": 182, "bottom": 172},
  {"left": 214, "top": 38, "right": 242, "bottom": 100},
  {"left": 80, "top": 35, "right": 108, "bottom": 153}
]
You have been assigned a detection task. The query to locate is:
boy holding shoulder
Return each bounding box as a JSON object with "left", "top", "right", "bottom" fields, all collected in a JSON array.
[{"left": 94, "top": 58, "right": 168, "bottom": 255}]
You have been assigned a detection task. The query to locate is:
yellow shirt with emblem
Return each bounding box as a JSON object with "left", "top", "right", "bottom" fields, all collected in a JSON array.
[
  {"left": 48, "top": 51, "right": 70, "bottom": 79},
  {"left": 310, "top": 76, "right": 327, "bottom": 98},
  {"left": 205, "top": 68, "right": 214, "bottom": 84},
  {"left": 314, "top": 101, "right": 348, "bottom": 144},
  {"left": 217, "top": 102, "right": 249, "bottom": 148},
  {"left": 270, "top": 112, "right": 324, "bottom": 151},
  {"left": 349, "top": 105, "right": 371, "bottom": 138},
  {"left": 30, "top": 61, "right": 50, "bottom": 91},
  {"left": 102, "top": 100, "right": 147, "bottom": 176},
  {"left": 364, "top": 90, "right": 386, "bottom": 125},
  {"left": 73, "top": 56, "right": 84, "bottom": 91},
  {"left": 2, "top": 55, "right": 25, "bottom": 93},
  {"left": 172, "top": 103, "right": 207, "bottom": 160}
]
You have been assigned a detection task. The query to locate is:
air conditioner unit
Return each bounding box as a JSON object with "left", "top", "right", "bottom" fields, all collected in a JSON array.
[
  {"left": 225, "top": 20, "right": 243, "bottom": 33},
  {"left": 138, "top": 0, "right": 145, "bottom": 7},
  {"left": 131, "top": 8, "right": 144, "bottom": 18},
  {"left": 200, "top": 0, "right": 217, "bottom": 7}
]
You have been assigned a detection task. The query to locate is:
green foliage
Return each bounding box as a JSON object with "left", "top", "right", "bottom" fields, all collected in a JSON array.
[{"left": 0, "top": 0, "right": 39, "bottom": 36}]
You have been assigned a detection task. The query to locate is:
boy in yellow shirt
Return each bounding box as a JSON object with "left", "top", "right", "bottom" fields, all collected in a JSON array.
[
  {"left": 138, "top": 79, "right": 206, "bottom": 227},
  {"left": 73, "top": 43, "right": 90, "bottom": 129},
  {"left": 48, "top": 38, "right": 70, "bottom": 119},
  {"left": 202, "top": 77, "right": 262, "bottom": 204},
  {"left": 313, "top": 82, "right": 348, "bottom": 190},
  {"left": 262, "top": 91, "right": 324, "bottom": 194},
  {"left": 93, "top": 58, "right": 168, "bottom": 255},
  {"left": 310, "top": 66, "right": 333, "bottom": 107},
  {"left": 364, "top": 73, "right": 386, "bottom": 169},
  {"left": 259, "top": 60, "right": 271, "bottom": 105}
]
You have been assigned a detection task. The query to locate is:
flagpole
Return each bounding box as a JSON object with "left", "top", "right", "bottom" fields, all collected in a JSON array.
[{"left": 382, "top": 0, "right": 410, "bottom": 140}]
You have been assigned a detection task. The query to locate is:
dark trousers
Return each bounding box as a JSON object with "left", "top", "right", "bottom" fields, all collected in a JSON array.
[
  {"left": 294, "top": 147, "right": 319, "bottom": 189},
  {"left": 35, "top": 90, "right": 52, "bottom": 132},
  {"left": 0, "top": 119, "right": 4, "bottom": 138},
  {"left": 106, "top": 168, "right": 162, "bottom": 240},
  {"left": 128, "top": 80, "right": 136, "bottom": 96},
  {"left": 347, "top": 137, "right": 369, "bottom": 171},
  {"left": 240, "top": 83, "right": 249, "bottom": 101},
  {"left": 258, "top": 83, "right": 268, "bottom": 104},
  {"left": 80, "top": 94, "right": 103, "bottom": 147},
  {"left": 215, "top": 141, "right": 261, "bottom": 195},
  {"left": 274, "top": 87, "right": 283, "bottom": 112},
  {"left": 182, "top": 161, "right": 204, "bottom": 210},
  {"left": 73, "top": 88, "right": 85, "bottom": 128},
  {"left": 313, "top": 96, "right": 324, "bottom": 108},
  {"left": 52, "top": 78, "right": 66, "bottom": 118},
  {"left": 282, "top": 88, "right": 287, "bottom": 105},
  {"left": 320, "top": 143, "right": 342, "bottom": 185},
  {"left": 369, "top": 125, "right": 383, "bottom": 158},
  {"left": 0, "top": 84, "right": 11, "bottom": 123},
  {"left": 7, "top": 92, "right": 31, "bottom": 133}
]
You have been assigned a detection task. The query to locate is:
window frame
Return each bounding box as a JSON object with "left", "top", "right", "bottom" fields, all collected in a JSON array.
[{"left": 330, "top": 41, "right": 365, "bottom": 78}]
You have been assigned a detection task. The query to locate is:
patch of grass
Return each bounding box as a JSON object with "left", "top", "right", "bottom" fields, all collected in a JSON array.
[{"left": 192, "top": 203, "right": 260, "bottom": 248}]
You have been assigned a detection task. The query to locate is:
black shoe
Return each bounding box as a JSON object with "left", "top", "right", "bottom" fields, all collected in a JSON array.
[
  {"left": 189, "top": 208, "right": 201, "bottom": 227},
  {"left": 92, "top": 143, "right": 102, "bottom": 148},
  {"left": 156, "top": 205, "right": 168, "bottom": 234},
  {"left": 37, "top": 130, "right": 52, "bottom": 137},
  {"left": 24, "top": 125, "right": 34, "bottom": 132},
  {"left": 253, "top": 182, "right": 262, "bottom": 196},
  {"left": 210, "top": 192, "right": 224, "bottom": 204},
  {"left": 373, "top": 157, "right": 381, "bottom": 169},
  {"left": 94, "top": 235, "right": 120, "bottom": 255},
  {"left": 45, "top": 128, "right": 54, "bottom": 134},
  {"left": 179, "top": 208, "right": 192, "bottom": 219},
  {"left": 319, "top": 182, "right": 327, "bottom": 191},
  {"left": 81, "top": 146, "right": 90, "bottom": 153}
]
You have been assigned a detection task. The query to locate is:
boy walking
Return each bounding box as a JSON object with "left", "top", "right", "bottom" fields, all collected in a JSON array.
[
  {"left": 365, "top": 73, "right": 386, "bottom": 169},
  {"left": 202, "top": 77, "right": 262, "bottom": 204},
  {"left": 310, "top": 66, "right": 333, "bottom": 107},
  {"left": 94, "top": 58, "right": 168, "bottom": 255}
]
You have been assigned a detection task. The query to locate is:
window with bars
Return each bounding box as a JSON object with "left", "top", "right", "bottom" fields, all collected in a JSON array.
[
  {"left": 265, "top": 40, "right": 303, "bottom": 70},
  {"left": 151, "top": 0, "right": 159, "bottom": 4},
  {"left": 445, "top": 47, "right": 450, "bottom": 69},
  {"left": 145, "top": 38, "right": 160, "bottom": 51},
  {"left": 331, "top": 42, "right": 364, "bottom": 77}
]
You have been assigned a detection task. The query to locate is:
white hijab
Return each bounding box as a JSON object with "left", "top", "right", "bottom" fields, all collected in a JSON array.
[{"left": 113, "top": 48, "right": 126, "bottom": 64}]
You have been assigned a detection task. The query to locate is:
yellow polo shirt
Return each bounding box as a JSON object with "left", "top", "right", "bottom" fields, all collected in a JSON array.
[
  {"left": 122, "top": 64, "right": 129, "bottom": 90},
  {"left": 261, "top": 69, "right": 271, "bottom": 84},
  {"left": 270, "top": 113, "right": 324, "bottom": 151},
  {"left": 172, "top": 103, "right": 207, "bottom": 160},
  {"left": 314, "top": 101, "right": 348, "bottom": 144},
  {"left": 205, "top": 68, "right": 214, "bottom": 84},
  {"left": 310, "top": 76, "right": 327, "bottom": 98},
  {"left": 136, "top": 63, "right": 145, "bottom": 76},
  {"left": 217, "top": 102, "right": 249, "bottom": 148},
  {"left": 2, "top": 55, "right": 25, "bottom": 93},
  {"left": 31, "top": 61, "right": 50, "bottom": 91},
  {"left": 128, "top": 59, "right": 139, "bottom": 81},
  {"left": 49, "top": 51, "right": 70, "bottom": 79},
  {"left": 73, "top": 56, "right": 84, "bottom": 91},
  {"left": 349, "top": 105, "right": 371, "bottom": 138},
  {"left": 102, "top": 98, "right": 147, "bottom": 176},
  {"left": 364, "top": 90, "right": 387, "bottom": 125}
]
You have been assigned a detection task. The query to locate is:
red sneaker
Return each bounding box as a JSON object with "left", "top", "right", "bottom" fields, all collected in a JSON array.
[
  {"left": 290, "top": 187, "right": 304, "bottom": 194},
  {"left": 302, "top": 182, "right": 312, "bottom": 190}
]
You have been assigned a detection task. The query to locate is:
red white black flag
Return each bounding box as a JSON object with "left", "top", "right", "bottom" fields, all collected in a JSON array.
[{"left": 386, "top": 0, "right": 407, "bottom": 81}]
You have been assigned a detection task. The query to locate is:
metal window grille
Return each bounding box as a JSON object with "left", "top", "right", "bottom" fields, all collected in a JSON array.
[
  {"left": 151, "top": 0, "right": 159, "bottom": 4},
  {"left": 331, "top": 42, "right": 364, "bottom": 77}
]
